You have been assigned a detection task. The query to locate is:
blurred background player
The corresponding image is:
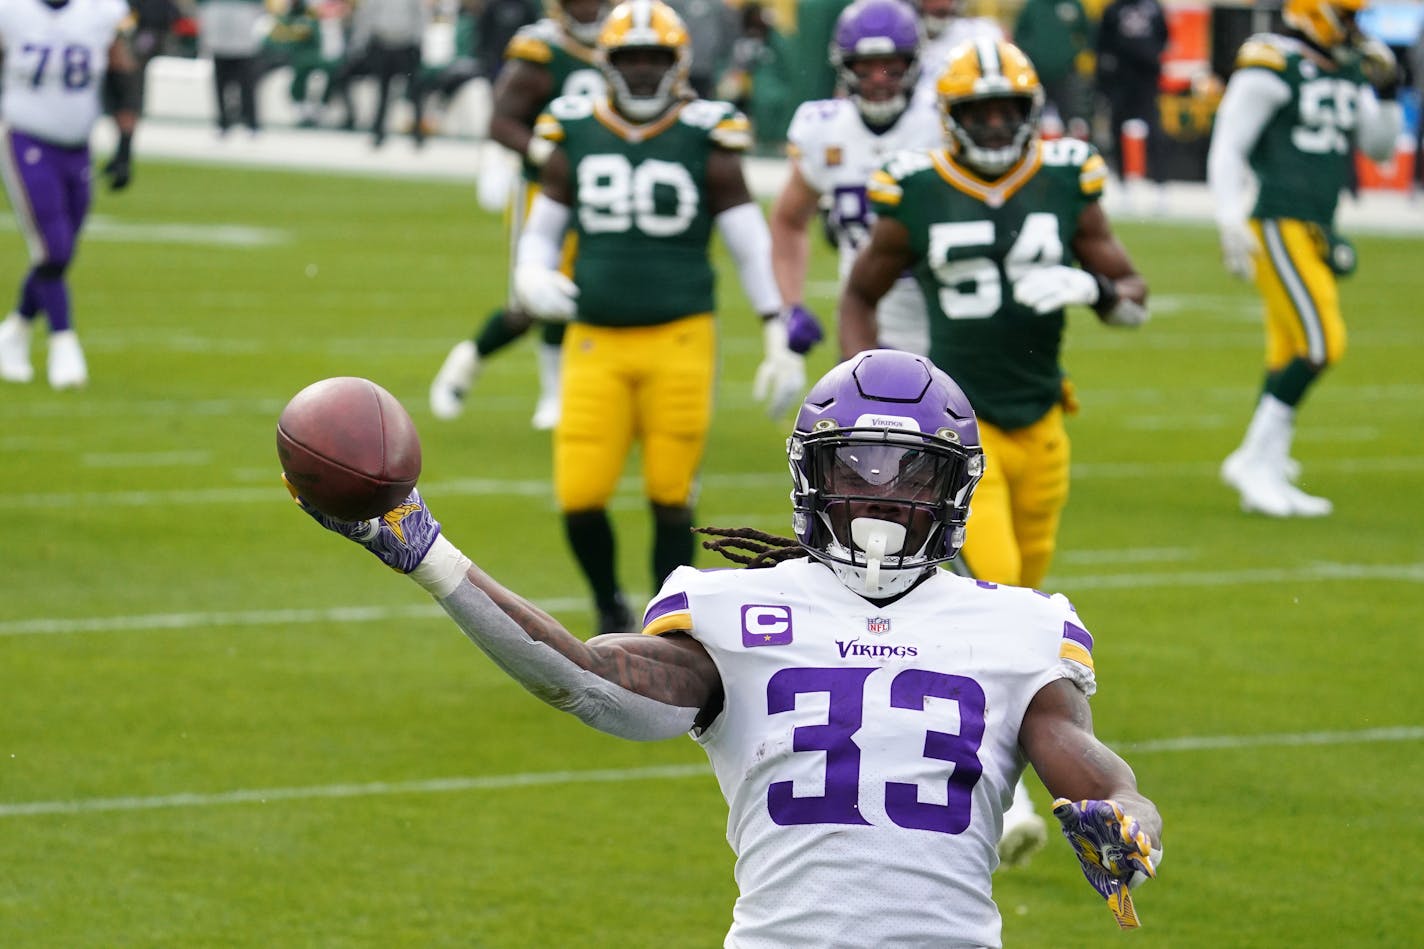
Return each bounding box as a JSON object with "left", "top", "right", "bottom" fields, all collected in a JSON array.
[
  {"left": 664, "top": 0, "right": 738, "bottom": 99},
  {"left": 769, "top": 0, "right": 929, "bottom": 357},
  {"left": 511, "top": 0, "right": 800, "bottom": 634},
  {"left": 1209, "top": 0, "right": 1402, "bottom": 518},
  {"left": 429, "top": 0, "right": 610, "bottom": 430},
  {"left": 196, "top": 0, "right": 266, "bottom": 136},
  {"left": 0, "top": 0, "right": 141, "bottom": 389},
  {"left": 1012, "top": 0, "right": 1093, "bottom": 140},
  {"left": 911, "top": 0, "right": 1002, "bottom": 110},
  {"left": 1094, "top": 0, "right": 1168, "bottom": 185},
  {"left": 837, "top": 37, "right": 1150, "bottom": 865},
  {"left": 349, "top": 0, "right": 429, "bottom": 147}
]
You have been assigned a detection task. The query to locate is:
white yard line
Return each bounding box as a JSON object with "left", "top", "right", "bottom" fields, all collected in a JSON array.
[{"left": 2, "top": 726, "right": 1419, "bottom": 819}]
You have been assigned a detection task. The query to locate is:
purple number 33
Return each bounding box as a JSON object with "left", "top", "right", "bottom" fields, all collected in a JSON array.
[{"left": 766, "top": 667, "right": 986, "bottom": 834}]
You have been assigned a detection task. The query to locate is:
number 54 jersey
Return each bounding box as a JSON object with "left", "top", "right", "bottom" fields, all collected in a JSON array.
[
  {"left": 532, "top": 95, "right": 752, "bottom": 327},
  {"left": 642, "top": 558, "right": 1097, "bottom": 949}
]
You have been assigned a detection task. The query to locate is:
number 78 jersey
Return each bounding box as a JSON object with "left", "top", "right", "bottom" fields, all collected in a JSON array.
[
  {"left": 0, "top": 0, "right": 130, "bottom": 146},
  {"left": 870, "top": 139, "right": 1108, "bottom": 431},
  {"left": 643, "top": 558, "right": 1097, "bottom": 948}
]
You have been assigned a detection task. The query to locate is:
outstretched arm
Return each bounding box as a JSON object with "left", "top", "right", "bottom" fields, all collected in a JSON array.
[
  {"left": 1021, "top": 678, "right": 1162, "bottom": 927},
  {"left": 838, "top": 216, "right": 912, "bottom": 357},
  {"left": 292, "top": 487, "right": 721, "bottom": 740}
]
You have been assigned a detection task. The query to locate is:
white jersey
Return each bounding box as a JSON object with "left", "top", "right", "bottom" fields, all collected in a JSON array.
[
  {"left": 642, "top": 558, "right": 1097, "bottom": 949},
  {"left": 0, "top": 0, "right": 128, "bottom": 146},
  {"left": 786, "top": 97, "right": 942, "bottom": 355},
  {"left": 915, "top": 17, "right": 1006, "bottom": 108}
]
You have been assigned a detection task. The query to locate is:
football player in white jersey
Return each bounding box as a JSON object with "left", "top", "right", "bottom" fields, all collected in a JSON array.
[
  {"left": 770, "top": 0, "right": 938, "bottom": 356},
  {"left": 290, "top": 348, "right": 1164, "bottom": 946},
  {"left": 0, "top": 0, "right": 140, "bottom": 389},
  {"left": 912, "top": 0, "right": 1005, "bottom": 108}
]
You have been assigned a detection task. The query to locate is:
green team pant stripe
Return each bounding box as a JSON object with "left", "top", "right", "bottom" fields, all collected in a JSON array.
[{"left": 1261, "top": 219, "right": 1326, "bottom": 363}]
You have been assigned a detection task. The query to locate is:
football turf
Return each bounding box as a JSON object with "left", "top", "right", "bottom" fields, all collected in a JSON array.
[{"left": 2, "top": 161, "right": 1421, "bottom": 947}]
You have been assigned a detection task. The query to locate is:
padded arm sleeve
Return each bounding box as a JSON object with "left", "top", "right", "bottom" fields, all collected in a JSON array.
[
  {"left": 436, "top": 581, "right": 701, "bottom": 741},
  {"left": 515, "top": 193, "right": 571, "bottom": 271},
  {"left": 716, "top": 201, "right": 783, "bottom": 317},
  {"left": 1355, "top": 91, "right": 1403, "bottom": 163},
  {"left": 1207, "top": 69, "right": 1288, "bottom": 228}
]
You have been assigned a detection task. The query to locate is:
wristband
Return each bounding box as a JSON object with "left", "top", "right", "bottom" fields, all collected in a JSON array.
[
  {"left": 1090, "top": 272, "right": 1119, "bottom": 316},
  {"left": 410, "top": 534, "right": 473, "bottom": 598},
  {"left": 525, "top": 136, "right": 556, "bottom": 168}
]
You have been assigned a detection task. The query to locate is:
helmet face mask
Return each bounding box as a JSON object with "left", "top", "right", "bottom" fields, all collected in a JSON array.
[
  {"left": 596, "top": 0, "right": 691, "bottom": 121},
  {"left": 830, "top": 0, "right": 924, "bottom": 127},
  {"left": 789, "top": 350, "right": 983, "bottom": 599},
  {"left": 936, "top": 38, "right": 1043, "bottom": 177}
]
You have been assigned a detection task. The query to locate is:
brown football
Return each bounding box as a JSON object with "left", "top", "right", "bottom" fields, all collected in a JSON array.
[{"left": 276, "top": 377, "right": 421, "bottom": 520}]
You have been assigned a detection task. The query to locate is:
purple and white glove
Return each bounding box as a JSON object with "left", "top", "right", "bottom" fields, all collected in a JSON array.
[
  {"left": 1052, "top": 797, "right": 1159, "bottom": 930},
  {"left": 287, "top": 481, "right": 441, "bottom": 574},
  {"left": 784, "top": 304, "right": 824, "bottom": 355}
]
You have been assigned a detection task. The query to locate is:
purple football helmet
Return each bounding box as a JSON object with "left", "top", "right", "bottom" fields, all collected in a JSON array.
[
  {"left": 830, "top": 0, "right": 924, "bottom": 126},
  {"left": 789, "top": 350, "right": 983, "bottom": 598}
]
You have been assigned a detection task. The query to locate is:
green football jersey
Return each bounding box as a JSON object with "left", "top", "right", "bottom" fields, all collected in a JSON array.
[
  {"left": 869, "top": 139, "right": 1107, "bottom": 430},
  {"left": 506, "top": 19, "right": 605, "bottom": 179},
  {"left": 533, "top": 97, "right": 753, "bottom": 327},
  {"left": 1235, "top": 34, "right": 1371, "bottom": 226}
]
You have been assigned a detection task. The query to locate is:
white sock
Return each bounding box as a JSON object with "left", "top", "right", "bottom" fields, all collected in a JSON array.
[
  {"left": 536, "top": 342, "right": 563, "bottom": 396},
  {"left": 1239, "top": 394, "right": 1293, "bottom": 460}
]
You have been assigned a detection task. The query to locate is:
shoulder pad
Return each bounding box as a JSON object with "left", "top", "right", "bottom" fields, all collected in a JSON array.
[
  {"left": 881, "top": 148, "right": 936, "bottom": 182},
  {"left": 681, "top": 100, "right": 752, "bottom": 150},
  {"left": 1236, "top": 35, "right": 1290, "bottom": 73},
  {"left": 1039, "top": 138, "right": 1108, "bottom": 197},
  {"left": 506, "top": 20, "right": 560, "bottom": 63}
]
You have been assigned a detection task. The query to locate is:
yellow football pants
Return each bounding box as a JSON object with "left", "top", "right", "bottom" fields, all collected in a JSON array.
[
  {"left": 960, "top": 407, "right": 1070, "bottom": 590},
  {"left": 1251, "top": 218, "right": 1346, "bottom": 370},
  {"left": 554, "top": 314, "right": 717, "bottom": 512}
]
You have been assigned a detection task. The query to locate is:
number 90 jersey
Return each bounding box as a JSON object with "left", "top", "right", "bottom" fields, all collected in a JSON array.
[
  {"left": 869, "top": 139, "right": 1107, "bottom": 430},
  {"left": 787, "top": 97, "right": 943, "bottom": 355},
  {"left": 533, "top": 96, "right": 752, "bottom": 327},
  {"left": 0, "top": 0, "right": 130, "bottom": 146},
  {"left": 642, "top": 558, "right": 1096, "bottom": 949}
]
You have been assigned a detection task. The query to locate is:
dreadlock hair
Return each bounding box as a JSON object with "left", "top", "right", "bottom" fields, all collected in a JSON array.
[{"left": 694, "top": 526, "right": 809, "bottom": 569}]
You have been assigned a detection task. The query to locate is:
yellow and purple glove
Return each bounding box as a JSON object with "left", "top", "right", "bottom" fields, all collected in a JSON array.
[{"left": 1052, "top": 797, "right": 1159, "bottom": 930}]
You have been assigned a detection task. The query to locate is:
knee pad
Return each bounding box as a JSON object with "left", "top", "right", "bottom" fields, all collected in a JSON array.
[{"left": 34, "top": 260, "right": 69, "bottom": 280}]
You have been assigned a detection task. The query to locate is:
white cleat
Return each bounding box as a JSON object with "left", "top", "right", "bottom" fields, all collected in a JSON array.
[
  {"left": 998, "top": 789, "right": 1048, "bottom": 869},
  {"left": 1221, "top": 450, "right": 1295, "bottom": 517},
  {"left": 46, "top": 329, "right": 87, "bottom": 389},
  {"left": 0, "top": 312, "right": 35, "bottom": 383},
  {"left": 1281, "top": 483, "right": 1332, "bottom": 517},
  {"left": 429, "top": 340, "right": 479, "bottom": 420},
  {"left": 530, "top": 389, "right": 561, "bottom": 431}
]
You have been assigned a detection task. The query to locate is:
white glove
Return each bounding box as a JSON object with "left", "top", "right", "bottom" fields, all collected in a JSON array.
[
  {"left": 476, "top": 147, "right": 518, "bottom": 214},
  {"left": 1356, "top": 36, "right": 1400, "bottom": 94},
  {"left": 1218, "top": 220, "right": 1258, "bottom": 280},
  {"left": 513, "top": 264, "right": 579, "bottom": 321},
  {"left": 753, "top": 317, "right": 805, "bottom": 419},
  {"left": 1012, "top": 265, "right": 1101, "bottom": 314}
]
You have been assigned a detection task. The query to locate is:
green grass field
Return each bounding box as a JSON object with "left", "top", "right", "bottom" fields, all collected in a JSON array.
[{"left": 2, "top": 160, "right": 1421, "bottom": 947}]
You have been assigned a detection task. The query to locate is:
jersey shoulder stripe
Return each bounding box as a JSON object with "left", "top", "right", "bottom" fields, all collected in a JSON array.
[
  {"left": 642, "top": 591, "right": 692, "bottom": 636},
  {"left": 1236, "top": 33, "right": 1293, "bottom": 72},
  {"left": 506, "top": 18, "right": 576, "bottom": 63}
]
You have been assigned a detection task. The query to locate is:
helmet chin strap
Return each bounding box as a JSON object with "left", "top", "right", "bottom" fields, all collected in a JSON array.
[{"left": 850, "top": 517, "right": 907, "bottom": 594}]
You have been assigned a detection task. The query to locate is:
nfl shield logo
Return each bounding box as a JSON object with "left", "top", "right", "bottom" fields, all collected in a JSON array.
[{"left": 866, "top": 616, "right": 891, "bottom": 635}]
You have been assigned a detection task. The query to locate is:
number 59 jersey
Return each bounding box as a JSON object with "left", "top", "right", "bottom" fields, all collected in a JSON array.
[
  {"left": 0, "top": 0, "right": 130, "bottom": 146},
  {"left": 642, "top": 558, "right": 1097, "bottom": 949},
  {"left": 533, "top": 95, "right": 752, "bottom": 327}
]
